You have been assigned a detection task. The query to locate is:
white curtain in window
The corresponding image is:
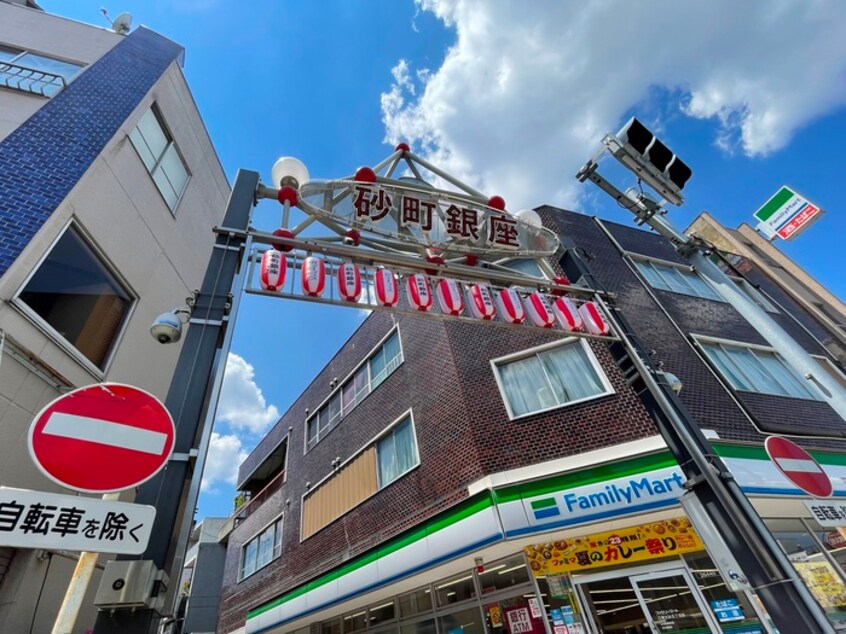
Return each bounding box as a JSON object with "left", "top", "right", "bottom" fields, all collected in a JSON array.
[
  {"left": 498, "top": 356, "right": 549, "bottom": 417},
  {"left": 378, "top": 432, "right": 397, "bottom": 486},
  {"left": 540, "top": 344, "right": 604, "bottom": 402},
  {"left": 703, "top": 345, "right": 752, "bottom": 390},
  {"left": 378, "top": 419, "right": 417, "bottom": 487},
  {"left": 726, "top": 348, "right": 782, "bottom": 394},
  {"left": 756, "top": 353, "right": 814, "bottom": 398}
]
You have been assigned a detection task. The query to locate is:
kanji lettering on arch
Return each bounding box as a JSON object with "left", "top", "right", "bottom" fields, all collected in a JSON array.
[
  {"left": 353, "top": 185, "right": 373, "bottom": 219},
  {"left": 400, "top": 195, "right": 434, "bottom": 231},
  {"left": 488, "top": 214, "right": 519, "bottom": 249},
  {"left": 444, "top": 204, "right": 480, "bottom": 241},
  {"left": 369, "top": 188, "right": 393, "bottom": 221}
]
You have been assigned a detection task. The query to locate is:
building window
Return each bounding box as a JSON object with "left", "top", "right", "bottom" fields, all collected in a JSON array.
[
  {"left": 306, "top": 330, "right": 403, "bottom": 451},
  {"left": 700, "top": 340, "right": 819, "bottom": 400},
  {"left": 501, "top": 258, "right": 547, "bottom": 279},
  {"left": 377, "top": 416, "right": 418, "bottom": 488},
  {"left": 0, "top": 45, "right": 81, "bottom": 97},
  {"left": 16, "top": 225, "right": 132, "bottom": 370},
  {"left": 240, "top": 516, "right": 282, "bottom": 580},
  {"left": 492, "top": 340, "right": 613, "bottom": 419},
  {"left": 129, "top": 107, "right": 190, "bottom": 211},
  {"left": 634, "top": 259, "right": 721, "bottom": 300}
]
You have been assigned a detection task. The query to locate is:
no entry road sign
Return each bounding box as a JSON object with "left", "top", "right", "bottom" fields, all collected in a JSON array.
[
  {"left": 765, "top": 436, "right": 833, "bottom": 498},
  {"left": 28, "top": 383, "right": 175, "bottom": 494},
  {"left": 0, "top": 487, "right": 155, "bottom": 554}
]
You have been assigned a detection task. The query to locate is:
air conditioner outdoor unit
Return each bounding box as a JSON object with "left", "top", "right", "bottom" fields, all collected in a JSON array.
[{"left": 94, "top": 560, "right": 168, "bottom": 612}]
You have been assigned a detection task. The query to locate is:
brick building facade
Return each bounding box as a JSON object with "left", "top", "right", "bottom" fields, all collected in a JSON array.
[{"left": 217, "top": 205, "right": 846, "bottom": 634}]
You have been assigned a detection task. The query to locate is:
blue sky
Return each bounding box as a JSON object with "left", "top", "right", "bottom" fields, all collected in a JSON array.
[{"left": 46, "top": 1, "right": 846, "bottom": 519}]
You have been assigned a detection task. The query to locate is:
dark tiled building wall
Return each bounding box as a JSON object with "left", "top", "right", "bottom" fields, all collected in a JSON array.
[
  {"left": 219, "top": 306, "right": 661, "bottom": 631},
  {"left": 542, "top": 208, "right": 846, "bottom": 448},
  {"left": 0, "top": 28, "right": 183, "bottom": 277}
]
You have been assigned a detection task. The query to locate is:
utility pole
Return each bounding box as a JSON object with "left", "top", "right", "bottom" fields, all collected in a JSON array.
[
  {"left": 559, "top": 241, "right": 834, "bottom": 633},
  {"left": 93, "top": 170, "right": 258, "bottom": 634},
  {"left": 575, "top": 118, "right": 842, "bottom": 633}
]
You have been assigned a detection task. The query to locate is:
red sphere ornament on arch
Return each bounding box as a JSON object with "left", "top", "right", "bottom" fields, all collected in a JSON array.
[{"left": 354, "top": 166, "right": 378, "bottom": 183}]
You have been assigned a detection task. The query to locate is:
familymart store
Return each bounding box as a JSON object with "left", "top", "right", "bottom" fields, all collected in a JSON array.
[{"left": 244, "top": 441, "right": 846, "bottom": 634}]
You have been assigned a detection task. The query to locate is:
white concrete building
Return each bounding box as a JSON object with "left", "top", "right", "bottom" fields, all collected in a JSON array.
[{"left": 0, "top": 1, "right": 229, "bottom": 631}]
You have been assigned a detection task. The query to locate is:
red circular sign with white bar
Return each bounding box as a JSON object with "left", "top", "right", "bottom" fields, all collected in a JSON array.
[
  {"left": 28, "top": 383, "right": 175, "bottom": 494},
  {"left": 765, "top": 435, "right": 833, "bottom": 498}
]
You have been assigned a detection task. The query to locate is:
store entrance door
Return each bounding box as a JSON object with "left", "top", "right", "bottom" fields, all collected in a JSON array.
[{"left": 573, "top": 563, "right": 721, "bottom": 634}]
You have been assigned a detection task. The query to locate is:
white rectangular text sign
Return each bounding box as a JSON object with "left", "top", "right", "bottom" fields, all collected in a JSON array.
[{"left": 0, "top": 487, "right": 155, "bottom": 554}]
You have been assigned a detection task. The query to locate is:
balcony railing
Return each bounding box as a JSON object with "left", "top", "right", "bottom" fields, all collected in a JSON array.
[
  {"left": 218, "top": 468, "right": 287, "bottom": 540},
  {"left": 1, "top": 62, "right": 67, "bottom": 97}
]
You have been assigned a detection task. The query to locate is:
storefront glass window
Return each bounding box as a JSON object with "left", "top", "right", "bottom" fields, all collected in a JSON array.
[
  {"left": 398, "top": 586, "right": 433, "bottom": 618},
  {"left": 683, "top": 550, "right": 768, "bottom": 632},
  {"left": 321, "top": 618, "right": 342, "bottom": 634},
  {"left": 437, "top": 606, "right": 485, "bottom": 634},
  {"left": 435, "top": 573, "right": 476, "bottom": 608},
  {"left": 768, "top": 518, "right": 846, "bottom": 631},
  {"left": 343, "top": 609, "right": 367, "bottom": 633},
  {"left": 399, "top": 618, "right": 435, "bottom": 634},
  {"left": 477, "top": 555, "right": 531, "bottom": 594},
  {"left": 368, "top": 599, "right": 396, "bottom": 626}
]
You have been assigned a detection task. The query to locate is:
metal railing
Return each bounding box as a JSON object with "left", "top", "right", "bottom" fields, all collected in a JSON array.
[
  {"left": 219, "top": 468, "right": 287, "bottom": 539},
  {"left": 0, "top": 61, "right": 67, "bottom": 97}
]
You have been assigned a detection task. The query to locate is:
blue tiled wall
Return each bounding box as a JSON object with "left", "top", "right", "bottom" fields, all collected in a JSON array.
[{"left": 0, "top": 27, "right": 184, "bottom": 277}]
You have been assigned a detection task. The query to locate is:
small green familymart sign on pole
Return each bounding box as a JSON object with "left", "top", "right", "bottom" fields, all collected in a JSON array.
[{"left": 753, "top": 185, "right": 824, "bottom": 241}]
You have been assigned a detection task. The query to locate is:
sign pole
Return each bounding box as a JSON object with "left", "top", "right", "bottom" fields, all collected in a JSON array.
[
  {"left": 92, "top": 170, "right": 259, "bottom": 634},
  {"left": 51, "top": 493, "right": 120, "bottom": 634}
]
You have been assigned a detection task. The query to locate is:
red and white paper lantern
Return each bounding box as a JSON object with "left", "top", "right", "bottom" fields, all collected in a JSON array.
[
  {"left": 467, "top": 284, "right": 497, "bottom": 320},
  {"left": 552, "top": 297, "right": 583, "bottom": 332},
  {"left": 406, "top": 273, "right": 433, "bottom": 311},
  {"left": 301, "top": 255, "right": 326, "bottom": 297},
  {"left": 523, "top": 292, "right": 556, "bottom": 328},
  {"left": 578, "top": 301, "right": 610, "bottom": 335},
  {"left": 374, "top": 268, "right": 399, "bottom": 307},
  {"left": 337, "top": 262, "right": 362, "bottom": 302},
  {"left": 436, "top": 279, "right": 464, "bottom": 316},
  {"left": 495, "top": 288, "right": 525, "bottom": 324},
  {"left": 260, "top": 249, "right": 286, "bottom": 291}
]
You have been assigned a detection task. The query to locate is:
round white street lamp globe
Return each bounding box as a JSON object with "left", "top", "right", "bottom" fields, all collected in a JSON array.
[
  {"left": 271, "top": 157, "right": 310, "bottom": 189},
  {"left": 515, "top": 208, "right": 543, "bottom": 227}
]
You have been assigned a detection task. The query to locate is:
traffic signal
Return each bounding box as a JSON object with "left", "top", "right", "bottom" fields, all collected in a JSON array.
[{"left": 615, "top": 117, "right": 692, "bottom": 204}]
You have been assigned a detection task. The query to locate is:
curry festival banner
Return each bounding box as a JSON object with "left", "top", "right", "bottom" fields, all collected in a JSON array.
[{"left": 525, "top": 517, "right": 703, "bottom": 575}]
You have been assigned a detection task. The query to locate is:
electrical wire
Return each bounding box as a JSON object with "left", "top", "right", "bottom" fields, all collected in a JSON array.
[{"left": 29, "top": 551, "right": 53, "bottom": 634}]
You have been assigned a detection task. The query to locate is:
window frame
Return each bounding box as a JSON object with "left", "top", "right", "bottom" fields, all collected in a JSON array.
[
  {"left": 695, "top": 335, "right": 822, "bottom": 401},
  {"left": 632, "top": 256, "right": 722, "bottom": 301},
  {"left": 632, "top": 254, "right": 779, "bottom": 312},
  {"left": 490, "top": 338, "right": 615, "bottom": 420},
  {"left": 0, "top": 44, "right": 83, "bottom": 97},
  {"left": 238, "top": 513, "right": 283, "bottom": 582},
  {"left": 128, "top": 104, "right": 191, "bottom": 213},
  {"left": 375, "top": 413, "right": 420, "bottom": 489},
  {"left": 304, "top": 326, "right": 404, "bottom": 453},
  {"left": 11, "top": 219, "right": 136, "bottom": 377}
]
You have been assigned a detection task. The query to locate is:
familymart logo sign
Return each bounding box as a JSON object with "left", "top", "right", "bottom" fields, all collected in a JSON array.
[{"left": 526, "top": 467, "right": 686, "bottom": 525}]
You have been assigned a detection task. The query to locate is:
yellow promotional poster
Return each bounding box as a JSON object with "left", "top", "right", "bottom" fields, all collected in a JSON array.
[{"left": 525, "top": 518, "right": 703, "bottom": 575}]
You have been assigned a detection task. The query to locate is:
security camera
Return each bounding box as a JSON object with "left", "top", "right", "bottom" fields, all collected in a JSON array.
[{"left": 150, "top": 308, "right": 190, "bottom": 344}]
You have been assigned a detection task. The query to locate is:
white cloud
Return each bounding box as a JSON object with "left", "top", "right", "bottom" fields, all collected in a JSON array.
[
  {"left": 201, "top": 432, "right": 248, "bottom": 493},
  {"left": 216, "top": 353, "right": 279, "bottom": 433},
  {"left": 383, "top": 0, "right": 846, "bottom": 209}
]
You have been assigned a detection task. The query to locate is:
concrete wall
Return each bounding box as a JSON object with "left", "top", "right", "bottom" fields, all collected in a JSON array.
[
  {"left": 0, "top": 2, "right": 121, "bottom": 141},
  {"left": 0, "top": 6, "right": 230, "bottom": 633}
]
